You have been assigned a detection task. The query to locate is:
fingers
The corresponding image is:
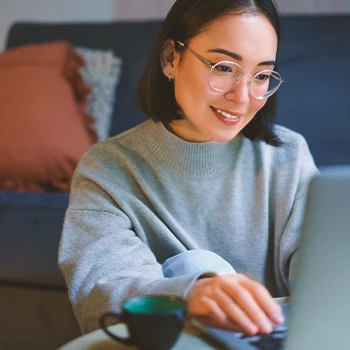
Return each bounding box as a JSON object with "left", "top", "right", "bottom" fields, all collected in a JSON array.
[
  {"left": 214, "top": 288, "right": 260, "bottom": 334},
  {"left": 221, "top": 275, "right": 283, "bottom": 333},
  {"left": 240, "top": 276, "right": 285, "bottom": 325},
  {"left": 187, "top": 274, "right": 285, "bottom": 335},
  {"left": 190, "top": 293, "right": 254, "bottom": 333}
]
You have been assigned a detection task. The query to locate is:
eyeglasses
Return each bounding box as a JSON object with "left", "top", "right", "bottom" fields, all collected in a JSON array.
[{"left": 175, "top": 41, "right": 284, "bottom": 100}]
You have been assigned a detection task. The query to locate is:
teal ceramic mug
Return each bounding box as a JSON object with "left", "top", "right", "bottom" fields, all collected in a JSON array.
[{"left": 100, "top": 295, "right": 187, "bottom": 350}]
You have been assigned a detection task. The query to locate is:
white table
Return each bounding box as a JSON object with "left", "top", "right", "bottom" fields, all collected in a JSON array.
[
  {"left": 59, "top": 297, "right": 289, "bottom": 349},
  {"left": 59, "top": 319, "right": 220, "bottom": 350}
]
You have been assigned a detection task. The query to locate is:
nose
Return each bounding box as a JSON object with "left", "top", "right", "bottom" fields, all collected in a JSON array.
[{"left": 224, "top": 75, "right": 250, "bottom": 104}]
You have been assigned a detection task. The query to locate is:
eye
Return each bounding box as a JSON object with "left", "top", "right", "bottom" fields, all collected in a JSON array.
[
  {"left": 214, "top": 64, "right": 233, "bottom": 73},
  {"left": 255, "top": 73, "right": 270, "bottom": 81}
]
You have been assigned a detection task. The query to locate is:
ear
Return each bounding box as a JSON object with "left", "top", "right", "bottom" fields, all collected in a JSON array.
[{"left": 160, "top": 39, "right": 179, "bottom": 80}]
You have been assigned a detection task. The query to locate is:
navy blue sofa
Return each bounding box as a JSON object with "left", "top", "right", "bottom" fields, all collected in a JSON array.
[{"left": 0, "top": 16, "right": 349, "bottom": 350}]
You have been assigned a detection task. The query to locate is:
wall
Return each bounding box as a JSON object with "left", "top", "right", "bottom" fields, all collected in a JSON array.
[
  {"left": 0, "top": 0, "right": 115, "bottom": 50},
  {"left": 114, "top": 0, "right": 350, "bottom": 19},
  {"left": 278, "top": 0, "right": 350, "bottom": 14},
  {"left": 1, "top": 0, "right": 350, "bottom": 50}
]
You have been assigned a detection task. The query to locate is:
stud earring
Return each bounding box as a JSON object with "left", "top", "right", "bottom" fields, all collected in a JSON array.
[{"left": 168, "top": 75, "right": 173, "bottom": 82}]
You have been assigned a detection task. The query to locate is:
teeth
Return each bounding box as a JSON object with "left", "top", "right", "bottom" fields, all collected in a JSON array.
[{"left": 215, "top": 108, "right": 239, "bottom": 120}]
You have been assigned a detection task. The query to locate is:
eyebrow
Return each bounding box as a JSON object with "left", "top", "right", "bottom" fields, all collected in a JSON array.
[{"left": 207, "top": 48, "right": 276, "bottom": 67}]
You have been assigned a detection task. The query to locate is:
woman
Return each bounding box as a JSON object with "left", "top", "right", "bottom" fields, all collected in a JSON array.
[{"left": 59, "top": 0, "right": 318, "bottom": 336}]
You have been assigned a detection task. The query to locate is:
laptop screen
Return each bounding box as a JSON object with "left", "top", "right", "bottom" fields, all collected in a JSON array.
[{"left": 192, "top": 166, "right": 350, "bottom": 350}]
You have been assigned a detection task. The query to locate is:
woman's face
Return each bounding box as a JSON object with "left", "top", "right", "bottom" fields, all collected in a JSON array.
[{"left": 168, "top": 14, "right": 278, "bottom": 143}]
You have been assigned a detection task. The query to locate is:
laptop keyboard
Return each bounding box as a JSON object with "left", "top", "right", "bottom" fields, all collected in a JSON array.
[{"left": 240, "top": 327, "right": 287, "bottom": 350}]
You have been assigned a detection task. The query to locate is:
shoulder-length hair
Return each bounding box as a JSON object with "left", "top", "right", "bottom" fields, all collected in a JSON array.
[{"left": 137, "top": 0, "right": 282, "bottom": 146}]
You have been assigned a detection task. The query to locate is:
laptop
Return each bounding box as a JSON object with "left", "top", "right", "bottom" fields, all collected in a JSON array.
[{"left": 192, "top": 165, "right": 350, "bottom": 350}]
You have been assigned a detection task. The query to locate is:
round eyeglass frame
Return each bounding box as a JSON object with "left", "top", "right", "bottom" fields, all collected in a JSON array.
[
  {"left": 209, "top": 60, "right": 284, "bottom": 100},
  {"left": 175, "top": 41, "right": 284, "bottom": 100}
]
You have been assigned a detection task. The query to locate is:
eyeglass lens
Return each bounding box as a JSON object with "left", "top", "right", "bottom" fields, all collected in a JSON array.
[{"left": 209, "top": 61, "right": 281, "bottom": 99}]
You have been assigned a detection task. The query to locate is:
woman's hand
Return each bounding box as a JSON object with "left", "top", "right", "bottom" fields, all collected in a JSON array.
[{"left": 186, "top": 274, "right": 285, "bottom": 335}]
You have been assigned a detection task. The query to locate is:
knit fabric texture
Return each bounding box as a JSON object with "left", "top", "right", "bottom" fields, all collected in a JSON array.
[{"left": 59, "top": 120, "right": 318, "bottom": 333}]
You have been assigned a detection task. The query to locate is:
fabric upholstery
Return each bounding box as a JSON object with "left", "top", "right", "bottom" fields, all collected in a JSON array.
[
  {"left": 76, "top": 46, "right": 122, "bottom": 141},
  {"left": 276, "top": 16, "right": 350, "bottom": 166},
  {"left": 0, "top": 190, "right": 68, "bottom": 285},
  {"left": 0, "top": 41, "right": 97, "bottom": 192},
  {"left": 6, "top": 21, "right": 162, "bottom": 137}
]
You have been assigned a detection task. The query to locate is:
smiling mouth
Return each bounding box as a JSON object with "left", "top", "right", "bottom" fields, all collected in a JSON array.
[{"left": 210, "top": 106, "right": 240, "bottom": 120}]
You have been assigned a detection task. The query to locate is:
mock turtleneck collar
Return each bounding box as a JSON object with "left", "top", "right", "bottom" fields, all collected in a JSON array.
[{"left": 138, "top": 120, "right": 243, "bottom": 179}]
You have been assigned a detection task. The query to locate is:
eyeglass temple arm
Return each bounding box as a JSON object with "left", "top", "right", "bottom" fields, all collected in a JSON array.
[{"left": 175, "top": 41, "right": 213, "bottom": 69}]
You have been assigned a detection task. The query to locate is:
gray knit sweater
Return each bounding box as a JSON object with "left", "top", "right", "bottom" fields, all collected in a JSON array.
[{"left": 59, "top": 120, "right": 318, "bottom": 333}]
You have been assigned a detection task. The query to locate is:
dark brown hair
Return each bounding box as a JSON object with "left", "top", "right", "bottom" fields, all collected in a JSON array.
[{"left": 137, "top": 0, "right": 282, "bottom": 146}]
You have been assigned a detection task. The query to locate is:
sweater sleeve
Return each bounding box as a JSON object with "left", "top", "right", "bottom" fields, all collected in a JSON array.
[{"left": 58, "top": 168, "right": 199, "bottom": 334}]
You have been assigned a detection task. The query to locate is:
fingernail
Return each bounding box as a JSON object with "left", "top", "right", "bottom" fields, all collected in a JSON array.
[
  {"left": 272, "top": 312, "right": 285, "bottom": 324},
  {"left": 245, "top": 323, "right": 258, "bottom": 335},
  {"left": 258, "top": 320, "right": 272, "bottom": 333}
]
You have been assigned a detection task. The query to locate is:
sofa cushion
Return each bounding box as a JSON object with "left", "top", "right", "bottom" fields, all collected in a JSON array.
[
  {"left": 76, "top": 46, "right": 123, "bottom": 142},
  {"left": 0, "top": 41, "right": 97, "bottom": 192},
  {"left": 5, "top": 21, "right": 162, "bottom": 137}
]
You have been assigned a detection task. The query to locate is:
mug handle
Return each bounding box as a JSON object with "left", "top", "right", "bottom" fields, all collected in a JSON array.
[{"left": 100, "top": 311, "right": 134, "bottom": 345}]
